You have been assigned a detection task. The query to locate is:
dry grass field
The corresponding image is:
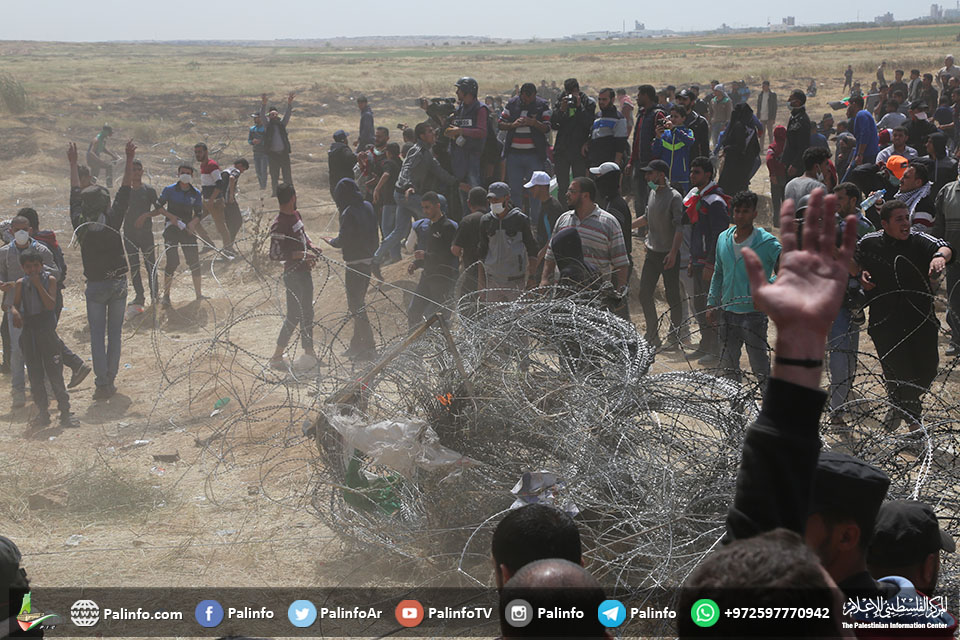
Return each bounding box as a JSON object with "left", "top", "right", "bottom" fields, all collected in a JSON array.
[{"left": 1, "top": 23, "right": 959, "bottom": 598}]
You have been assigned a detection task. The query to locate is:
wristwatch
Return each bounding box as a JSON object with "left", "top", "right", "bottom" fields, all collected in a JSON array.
[{"left": 934, "top": 252, "right": 947, "bottom": 260}]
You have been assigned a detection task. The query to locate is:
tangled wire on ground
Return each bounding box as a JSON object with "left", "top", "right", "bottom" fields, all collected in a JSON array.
[{"left": 133, "top": 226, "right": 960, "bottom": 625}]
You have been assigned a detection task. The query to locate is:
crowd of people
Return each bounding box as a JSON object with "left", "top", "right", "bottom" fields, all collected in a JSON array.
[{"left": 2, "top": 58, "right": 960, "bottom": 637}]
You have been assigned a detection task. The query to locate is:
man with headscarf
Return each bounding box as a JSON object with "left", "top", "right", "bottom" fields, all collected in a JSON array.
[
  {"left": 782, "top": 89, "right": 811, "bottom": 178},
  {"left": 894, "top": 161, "right": 937, "bottom": 232},
  {"left": 67, "top": 139, "right": 135, "bottom": 400},
  {"left": 766, "top": 125, "right": 788, "bottom": 225},
  {"left": 718, "top": 103, "right": 760, "bottom": 197},
  {"left": 327, "top": 130, "right": 357, "bottom": 203},
  {"left": 325, "top": 178, "right": 378, "bottom": 361}
]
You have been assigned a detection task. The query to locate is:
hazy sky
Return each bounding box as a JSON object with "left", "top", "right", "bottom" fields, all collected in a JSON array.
[{"left": 0, "top": 1, "right": 941, "bottom": 41}]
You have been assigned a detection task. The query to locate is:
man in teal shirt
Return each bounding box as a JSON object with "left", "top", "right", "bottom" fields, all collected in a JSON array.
[{"left": 707, "top": 190, "right": 781, "bottom": 381}]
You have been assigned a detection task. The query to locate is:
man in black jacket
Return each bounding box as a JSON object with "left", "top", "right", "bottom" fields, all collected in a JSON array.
[
  {"left": 260, "top": 91, "right": 295, "bottom": 196},
  {"left": 326, "top": 178, "right": 378, "bottom": 361},
  {"left": 406, "top": 191, "right": 459, "bottom": 329},
  {"left": 783, "top": 89, "right": 811, "bottom": 179},
  {"left": 327, "top": 130, "right": 357, "bottom": 202},
  {"left": 676, "top": 89, "right": 710, "bottom": 160},
  {"left": 551, "top": 78, "right": 596, "bottom": 207},
  {"left": 68, "top": 139, "right": 134, "bottom": 400}
]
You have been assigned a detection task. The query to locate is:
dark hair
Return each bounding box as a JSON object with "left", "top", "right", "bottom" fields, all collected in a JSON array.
[
  {"left": 357, "top": 95, "right": 368, "bottom": 103},
  {"left": 491, "top": 504, "right": 582, "bottom": 574},
  {"left": 276, "top": 183, "right": 296, "bottom": 206},
  {"left": 849, "top": 95, "right": 865, "bottom": 109},
  {"left": 893, "top": 89, "right": 906, "bottom": 99},
  {"left": 690, "top": 156, "right": 714, "bottom": 178},
  {"left": 911, "top": 69, "right": 921, "bottom": 75},
  {"left": 599, "top": 87, "right": 615, "bottom": 100},
  {"left": 731, "top": 190, "right": 758, "bottom": 210},
  {"left": 924, "top": 73, "right": 934, "bottom": 82},
  {"left": 819, "top": 508, "right": 875, "bottom": 551},
  {"left": 102, "top": 125, "right": 113, "bottom": 134},
  {"left": 892, "top": 125, "right": 908, "bottom": 136},
  {"left": 414, "top": 122, "right": 433, "bottom": 140},
  {"left": 563, "top": 78, "right": 579, "bottom": 92},
  {"left": 375, "top": 125, "right": 390, "bottom": 135},
  {"left": 907, "top": 160, "right": 929, "bottom": 183},
  {"left": 467, "top": 186, "right": 488, "bottom": 208},
  {"left": 790, "top": 89, "right": 807, "bottom": 104},
  {"left": 499, "top": 559, "right": 606, "bottom": 639},
  {"left": 678, "top": 529, "right": 838, "bottom": 638},
  {"left": 18, "top": 248, "right": 43, "bottom": 266},
  {"left": 802, "top": 146, "right": 831, "bottom": 171},
  {"left": 178, "top": 164, "right": 194, "bottom": 174},
  {"left": 886, "top": 99, "right": 900, "bottom": 111},
  {"left": 896, "top": 69, "right": 904, "bottom": 75},
  {"left": 385, "top": 142, "right": 401, "bottom": 157},
  {"left": 880, "top": 199, "right": 908, "bottom": 222},
  {"left": 233, "top": 158, "right": 250, "bottom": 170},
  {"left": 834, "top": 182, "right": 862, "bottom": 201},
  {"left": 571, "top": 176, "right": 596, "bottom": 201},
  {"left": 17, "top": 208, "right": 38, "bottom": 231},
  {"left": 420, "top": 191, "right": 441, "bottom": 205},
  {"left": 638, "top": 84, "right": 657, "bottom": 101},
  {"left": 194, "top": 142, "right": 208, "bottom": 150},
  {"left": 670, "top": 104, "right": 688, "bottom": 118}
]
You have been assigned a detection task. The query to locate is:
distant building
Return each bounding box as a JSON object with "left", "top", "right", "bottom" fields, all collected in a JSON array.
[
  {"left": 945, "top": 1, "right": 960, "bottom": 18},
  {"left": 932, "top": 3, "right": 944, "bottom": 18},
  {"left": 635, "top": 21, "right": 645, "bottom": 30},
  {"left": 782, "top": 16, "right": 795, "bottom": 25},
  {"left": 874, "top": 11, "right": 894, "bottom": 23}
]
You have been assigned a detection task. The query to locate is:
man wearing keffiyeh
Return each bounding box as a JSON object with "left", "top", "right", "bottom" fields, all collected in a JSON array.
[{"left": 894, "top": 162, "right": 936, "bottom": 231}]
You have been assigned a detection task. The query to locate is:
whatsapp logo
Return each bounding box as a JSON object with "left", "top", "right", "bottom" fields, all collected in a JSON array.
[{"left": 691, "top": 599, "right": 719, "bottom": 627}]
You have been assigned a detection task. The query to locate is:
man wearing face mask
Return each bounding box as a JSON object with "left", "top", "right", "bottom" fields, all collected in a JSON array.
[
  {"left": 260, "top": 91, "right": 296, "bottom": 197},
  {"left": 0, "top": 216, "right": 61, "bottom": 409},
  {"left": 68, "top": 139, "right": 135, "bottom": 401},
  {"left": 146, "top": 165, "right": 205, "bottom": 308},
  {"left": 477, "top": 182, "right": 539, "bottom": 303}
]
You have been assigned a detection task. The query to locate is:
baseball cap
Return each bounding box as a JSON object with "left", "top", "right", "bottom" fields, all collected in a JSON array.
[
  {"left": 589, "top": 162, "right": 622, "bottom": 177},
  {"left": 910, "top": 100, "right": 929, "bottom": 112},
  {"left": 523, "top": 171, "right": 551, "bottom": 189},
  {"left": 249, "top": 112, "right": 259, "bottom": 118},
  {"left": 487, "top": 182, "right": 511, "bottom": 199},
  {"left": 677, "top": 89, "right": 694, "bottom": 100},
  {"left": 886, "top": 155, "right": 910, "bottom": 180},
  {"left": 0, "top": 535, "right": 23, "bottom": 588},
  {"left": 868, "top": 500, "right": 956, "bottom": 567},
  {"left": 333, "top": 130, "right": 348, "bottom": 142},
  {"left": 714, "top": 83, "right": 725, "bottom": 92},
  {"left": 810, "top": 452, "right": 890, "bottom": 530},
  {"left": 639, "top": 159, "right": 670, "bottom": 175}
]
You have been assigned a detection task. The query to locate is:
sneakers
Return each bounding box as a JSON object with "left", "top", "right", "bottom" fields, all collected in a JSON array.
[
  {"left": 131, "top": 297, "right": 146, "bottom": 307},
  {"left": 92, "top": 384, "right": 117, "bottom": 400},
  {"left": 59, "top": 412, "right": 80, "bottom": 428},
  {"left": 697, "top": 352, "right": 720, "bottom": 366},
  {"left": 11, "top": 391, "right": 26, "bottom": 409},
  {"left": 68, "top": 364, "right": 92, "bottom": 389},
  {"left": 293, "top": 353, "right": 319, "bottom": 371}
]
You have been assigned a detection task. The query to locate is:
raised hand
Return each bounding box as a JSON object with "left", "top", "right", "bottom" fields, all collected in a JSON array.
[
  {"left": 67, "top": 142, "right": 78, "bottom": 165},
  {"left": 125, "top": 139, "right": 136, "bottom": 158},
  {"left": 742, "top": 189, "right": 858, "bottom": 339},
  {"left": 261, "top": 93, "right": 268, "bottom": 104},
  {"left": 287, "top": 92, "right": 296, "bottom": 104}
]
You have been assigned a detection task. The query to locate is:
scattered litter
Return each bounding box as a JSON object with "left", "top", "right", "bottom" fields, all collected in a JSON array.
[
  {"left": 64, "top": 534, "right": 84, "bottom": 547},
  {"left": 117, "top": 422, "right": 130, "bottom": 427},
  {"left": 215, "top": 529, "right": 238, "bottom": 537},
  {"left": 150, "top": 466, "right": 165, "bottom": 476},
  {"left": 247, "top": 486, "right": 259, "bottom": 496},
  {"left": 152, "top": 452, "right": 180, "bottom": 463},
  {"left": 210, "top": 397, "right": 230, "bottom": 417},
  {"left": 510, "top": 471, "right": 579, "bottom": 516}
]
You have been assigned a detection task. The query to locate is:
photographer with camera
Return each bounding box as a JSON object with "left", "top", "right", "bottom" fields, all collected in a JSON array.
[
  {"left": 445, "top": 77, "right": 489, "bottom": 216},
  {"left": 551, "top": 78, "right": 597, "bottom": 207}
]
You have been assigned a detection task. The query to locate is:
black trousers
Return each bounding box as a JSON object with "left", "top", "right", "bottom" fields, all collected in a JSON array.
[
  {"left": 345, "top": 264, "right": 375, "bottom": 354},
  {"left": 408, "top": 271, "right": 455, "bottom": 329},
  {"left": 20, "top": 319, "right": 69, "bottom": 415},
  {"left": 224, "top": 201, "right": 243, "bottom": 247},
  {"left": 638, "top": 250, "right": 682, "bottom": 344},
  {"left": 268, "top": 152, "right": 293, "bottom": 196},
  {"left": 124, "top": 230, "right": 158, "bottom": 302},
  {"left": 870, "top": 320, "right": 939, "bottom": 422},
  {"left": 554, "top": 151, "right": 586, "bottom": 207},
  {"left": 691, "top": 264, "right": 718, "bottom": 355}
]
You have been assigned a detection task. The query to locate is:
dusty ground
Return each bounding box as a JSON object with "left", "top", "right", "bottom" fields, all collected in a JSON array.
[{"left": 1, "top": 29, "right": 958, "bottom": 595}]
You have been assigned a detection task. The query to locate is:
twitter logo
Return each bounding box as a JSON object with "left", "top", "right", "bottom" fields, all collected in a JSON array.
[
  {"left": 287, "top": 600, "right": 317, "bottom": 628},
  {"left": 597, "top": 599, "right": 626, "bottom": 628}
]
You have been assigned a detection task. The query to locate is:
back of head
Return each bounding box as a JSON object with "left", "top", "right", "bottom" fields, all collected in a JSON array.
[
  {"left": 333, "top": 177, "right": 364, "bottom": 210},
  {"left": 499, "top": 559, "right": 607, "bottom": 639},
  {"left": 492, "top": 504, "right": 582, "bottom": 576},
  {"left": 467, "top": 186, "right": 488, "bottom": 210},
  {"left": 679, "top": 529, "right": 839, "bottom": 638},
  {"left": 276, "top": 183, "right": 296, "bottom": 206}
]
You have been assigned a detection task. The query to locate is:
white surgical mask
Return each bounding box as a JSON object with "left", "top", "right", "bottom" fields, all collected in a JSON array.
[
  {"left": 490, "top": 202, "right": 505, "bottom": 215},
  {"left": 14, "top": 230, "right": 30, "bottom": 246},
  {"left": 179, "top": 173, "right": 192, "bottom": 184}
]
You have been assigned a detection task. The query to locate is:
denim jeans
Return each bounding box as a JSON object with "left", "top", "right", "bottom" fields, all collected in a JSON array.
[
  {"left": 454, "top": 152, "right": 483, "bottom": 214},
  {"left": 375, "top": 191, "right": 420, "bottom": 263},
  {"left": 85, "top": 277, "right": 127, "bottom": 388},
  {"left": 7, "top": 313, "right": 24, "bottom": 393},
  {"left": 505, "top": 152, "right": 544, "bottom": 237},
  {"left": 253, "top": 152, "right": 269, "bottom": 190},
  {"left": 827, "top": 307, "right": 860, "bottom": 412},
  {"left": 379, "top": 204, "right": 401, "bottom": 263},
  {"left": 718, "top": 310, "right": 770, "bottom": 381}
]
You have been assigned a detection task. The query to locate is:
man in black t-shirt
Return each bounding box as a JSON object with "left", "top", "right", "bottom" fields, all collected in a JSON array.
[
  {"left": 452, "top": 186, "right": 489, "bottom": 303},
  {"left": 373, "top": 143, "right": 403, "bottom": 264},
  {"left": 124, "top": 159, "right": 159, "bottom": 306}
]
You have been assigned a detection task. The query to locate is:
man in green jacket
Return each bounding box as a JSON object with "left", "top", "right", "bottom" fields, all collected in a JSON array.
[{"left": 707, "top": 190, "right": 781, "bottom": 381}]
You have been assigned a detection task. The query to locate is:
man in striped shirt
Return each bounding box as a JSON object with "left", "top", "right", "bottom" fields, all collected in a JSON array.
[{"left": 540, "top": 177, "right": 630, "bottom": 316}]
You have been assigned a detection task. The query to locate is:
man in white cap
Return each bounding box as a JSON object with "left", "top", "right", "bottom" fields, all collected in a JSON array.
[{"left": 524, "top": 171, "right": 564, "bottom": 247}]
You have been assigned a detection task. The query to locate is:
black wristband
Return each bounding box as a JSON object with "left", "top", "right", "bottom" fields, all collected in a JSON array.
[{"left": 774, "top": 355, "right": 823, "bottom": 368}]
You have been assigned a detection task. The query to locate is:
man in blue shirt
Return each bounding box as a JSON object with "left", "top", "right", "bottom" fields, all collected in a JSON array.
[
  {"left": 847, "top": 95, "right": 880, "bottom": 168},
  {"left": 248, "top": 113, "right": 267, "bottom": 190}
]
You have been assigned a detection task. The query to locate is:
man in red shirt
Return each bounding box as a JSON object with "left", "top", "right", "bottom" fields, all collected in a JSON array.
[
  {"left": 194, "top": 143, "right": 232, "bottom": 256},
  {"left": 268, "top": 183, "right": 320, "bottom": 372}
]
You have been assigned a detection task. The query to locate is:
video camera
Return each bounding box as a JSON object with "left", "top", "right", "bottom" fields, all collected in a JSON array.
[{"left": 423, "top": 97, "right": 457, "bottom": 128}]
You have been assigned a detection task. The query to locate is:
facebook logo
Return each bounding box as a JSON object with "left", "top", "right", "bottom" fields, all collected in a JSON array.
[{"left": 194, "top": 600, "right": 224, "bottom": 627}]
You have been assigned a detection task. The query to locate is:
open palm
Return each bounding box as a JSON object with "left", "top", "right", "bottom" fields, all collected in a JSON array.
[{"left": 742, "top": 189, "right": 858, "bottom": 337}]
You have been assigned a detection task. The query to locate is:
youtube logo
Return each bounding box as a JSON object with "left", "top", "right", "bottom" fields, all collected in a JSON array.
[{"left": 394, "top": 600, "right": 424, "bottom": 627}]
